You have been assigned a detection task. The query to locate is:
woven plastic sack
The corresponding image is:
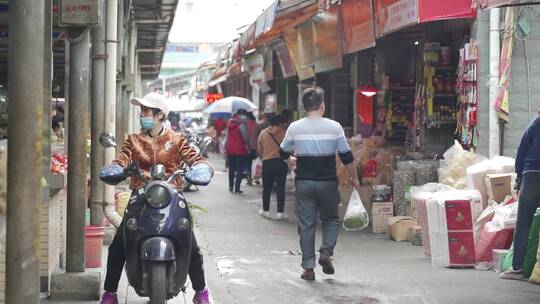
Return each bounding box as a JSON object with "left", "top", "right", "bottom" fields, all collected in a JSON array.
[
  {"left": 529, "top": 227, "right": 540, "bottom": 284},
  {"left": 524, "top": 208, "right": 540, "bottom": 278},
  {"left": 343, "top": 190, "right": 369, "bottom": 231}
]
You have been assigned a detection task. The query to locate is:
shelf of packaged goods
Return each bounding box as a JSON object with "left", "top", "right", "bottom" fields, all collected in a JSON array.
[
  {"left": 390, "top": 87, "right": 416, "bottom": 91},
  {"left": 428, "top": 120, "right": 457, "bottom": 125},
  {"left": 433, "top": 94, "right": 457, "bottom": 98},
  {"left": 434, "top": 66, "right": 456, "bottom": 71}
]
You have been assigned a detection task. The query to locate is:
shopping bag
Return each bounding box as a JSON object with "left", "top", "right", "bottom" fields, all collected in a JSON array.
[
  {"left": 502, "top": 246, "right": 513, "bottom": 273},
  {"left": 343, "top": 189, "right": 369, "bottom": 231},
  {"left": 251, "top": 157, "right": 263, "bottom": 179}
]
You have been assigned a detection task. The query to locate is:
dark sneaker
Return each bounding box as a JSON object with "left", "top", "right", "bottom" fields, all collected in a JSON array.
[
  {"left": 100, "top": 292, "right": 118, "bottom": 304},
  {"left": 301, "top": 269, "right": 315, "bottom": 281},
  {"left": 500, "top": 268, "right": 526, "bottom": 280},
  {"left": 318, "top": 256, "right": 335, "bottom": 275}
]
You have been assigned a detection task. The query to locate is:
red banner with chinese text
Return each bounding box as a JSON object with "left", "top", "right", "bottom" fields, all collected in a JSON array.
[
  {"left": 341, "top": 0, "right": 376, "bottom": 54},
  {"left": 374, "top": 0, "right": 475, "bottom": 38},
  {"left": 419, "top": 0, "right": 476, "bottom": 23}
]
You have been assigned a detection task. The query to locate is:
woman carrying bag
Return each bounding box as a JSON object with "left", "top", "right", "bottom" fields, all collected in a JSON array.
[{"left": 257, "top": 115, "right": 288, "bottom": 220}]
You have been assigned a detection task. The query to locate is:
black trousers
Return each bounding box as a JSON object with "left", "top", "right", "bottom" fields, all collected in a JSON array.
[
  {"left": 228, "top": 155, "right": 246, "bottom": 191},
  {"left": 262, "top": 158, "right": 288, "bottom": 213},
  {"left": 104, "top": 218, "right": 206, "bottom": 293}
]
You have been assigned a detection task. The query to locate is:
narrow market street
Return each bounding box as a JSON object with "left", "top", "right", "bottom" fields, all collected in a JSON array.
[{"left": 43, "top": 155, "right": 540, "bottom": 304}]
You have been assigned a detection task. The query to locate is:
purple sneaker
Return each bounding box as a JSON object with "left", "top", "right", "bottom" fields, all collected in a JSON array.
[
  {"left": 100, "top": 292, "right": 118, "bottom": 304},
  {"left": 193, "top": 288, "right": 213, "bottom": 304}
]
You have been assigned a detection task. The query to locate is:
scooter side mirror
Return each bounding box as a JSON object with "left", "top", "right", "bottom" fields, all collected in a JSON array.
[
  {"left": 200, "top": 136, "right": 214, "bottom": 153},
  {"left": 99, "top": 132, "right": 117, "bottom": 148},
  {"left": 190, "top": 143, "right": 201, "bottom": 154}
]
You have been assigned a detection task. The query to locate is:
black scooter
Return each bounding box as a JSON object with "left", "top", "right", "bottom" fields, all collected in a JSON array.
[{"left": 99, "top": 133, "right": 213, "bottom": 304}]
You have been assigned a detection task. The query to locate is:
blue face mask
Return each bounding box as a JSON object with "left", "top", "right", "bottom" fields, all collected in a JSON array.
[{"left": 140, "top": 117, "right": 155, "bottom": 130}]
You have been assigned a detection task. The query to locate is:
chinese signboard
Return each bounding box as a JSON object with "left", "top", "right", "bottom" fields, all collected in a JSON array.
[
  {"left": 284, "top": 28, "right": 315, "bottom": 81},
  {"left": 374, "top": 0, "right": 418, "bottom": 37},
  {"left": 313, "top": 5, "right": 343, "bottom": 73},
  {"left": 419, "top": 0, "right": 475, "bottom": 22},
  {"left": 243, "top": 54, "right": 265, "bottom": 85},
  {"left": 274, "top": 41, "right": 297, "bottom": 79},
  {"left": 357, "top": 93, "right": 374, "bottom": 124},
  {"left": 340, "top": 0, "right": 375, "bottom": 54},
  {"left": 59, "top": 0, "right": 99, "bottom": 26}
]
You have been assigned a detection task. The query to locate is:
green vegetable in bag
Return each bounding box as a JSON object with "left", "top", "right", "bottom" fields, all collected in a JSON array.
[
  {"left": 343, "top": 190, "right": 369, "bottom": 231},
  {"left": 502, "top": 247, "right": 513, "bottom": 273}
]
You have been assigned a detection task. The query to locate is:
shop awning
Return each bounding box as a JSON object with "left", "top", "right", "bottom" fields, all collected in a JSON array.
[
  {"left": 374, "top": 0, "right": 476, "bottom": 38},
  {"left": 133, "top": 0, "right": 180, "bottom": 80},
  {"left": 207, "top": 74, "right": 228, "bottom": 88},
  {"left": 255, "top": 1, "right": 280, "bottom": 38},
  {"left": 473, "top": 0, "right": 539, "bottom": 9},
  {"left": 419, "top": 0, "right": 476, "bottom": 23},
  {"left": 242, "top": 0, "right": 319, "bottom": 50}
]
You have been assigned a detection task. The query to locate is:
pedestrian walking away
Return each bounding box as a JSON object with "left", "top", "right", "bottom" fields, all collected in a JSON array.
[
  {"left": 225, "top": 109, "right": 251, "bottom": 194},
  {"left": 501, "top": 111, "right": 540, "bottom": 281},
  {"left": 280, "top": 86, "right": 360, "bottom": 281},
  {"left": 244, "top": 111, "right": 258, "bottom": 185},
  {"left": 213, "top": 117, "right": 227, "bottom": 153},
  {"left": 257, "top": 114, "right": 287, "bottom": 220},
  {"left": 99, "top": 93, "right": 214, "bottom": 304}
]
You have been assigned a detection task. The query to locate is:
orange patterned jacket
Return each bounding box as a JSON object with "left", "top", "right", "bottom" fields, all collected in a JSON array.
[{"left": 113, "top": 128, "right": 208, "bottom": 190}]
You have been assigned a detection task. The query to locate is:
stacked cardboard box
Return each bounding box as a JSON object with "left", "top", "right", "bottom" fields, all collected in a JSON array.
[{"left": 372, "top": 203, "right": 393, "bottom": 234}]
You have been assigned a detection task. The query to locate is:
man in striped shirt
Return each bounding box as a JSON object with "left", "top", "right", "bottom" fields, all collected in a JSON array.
[{"left": 280, "top": 86, "right": 360, "bottom": 281}]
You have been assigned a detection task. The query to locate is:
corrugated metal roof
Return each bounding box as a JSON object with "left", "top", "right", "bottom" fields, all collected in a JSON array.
[
  {"left": 254, "top": 1, "right": 279, "bottom": 38},
  {"left": 133, "top": 0, "right": 179, "bottom": 79}
]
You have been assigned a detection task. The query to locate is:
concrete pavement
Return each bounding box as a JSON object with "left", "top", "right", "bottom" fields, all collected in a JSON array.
[{"left": 42, "top": 155, "right": 540, "bottom": 304}]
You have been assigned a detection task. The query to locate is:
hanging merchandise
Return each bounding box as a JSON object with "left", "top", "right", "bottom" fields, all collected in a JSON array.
[
  {"left": 494, "top": 8, "right": 515, "bottom": 122},
  {"left": 456, "top": 40, "right": 479, "bottom": 149}
]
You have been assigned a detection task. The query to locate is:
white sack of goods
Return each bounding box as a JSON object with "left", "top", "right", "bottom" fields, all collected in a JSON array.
[
  {"left": 438, "top": 141, "right": 486, "bottom": 189},
  {"left": 427, "top": 189, "right": 483, "bottom": 268},
  {"left": 465, "top": 156, "right": 515, "bottom": 208}
]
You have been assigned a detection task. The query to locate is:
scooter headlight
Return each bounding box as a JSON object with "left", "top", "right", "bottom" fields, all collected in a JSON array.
[
  {"left": 126, "top": 218, "right": 138, "bottom": 231},
  {"left": 145, "top": 184, "right": 170, "bottom": 208},
  {"left": 177, "top": 218, "right": 190, "bottom": 231}
]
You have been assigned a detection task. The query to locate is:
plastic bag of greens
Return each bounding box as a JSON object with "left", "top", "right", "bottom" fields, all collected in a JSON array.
[
  {"left": 502, "top": 246, "right": 513, "bottom": 273},
  {"left": 343, "top": 190, "right": 369, "bottom": 231}
]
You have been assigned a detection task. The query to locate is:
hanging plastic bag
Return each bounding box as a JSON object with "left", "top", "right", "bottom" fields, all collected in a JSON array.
[
  {"left": 251, "top": 157, "right": 263, "bottom": 180},
  {"left": 343, "top": 190, "right": 369, "bottom": 231}
]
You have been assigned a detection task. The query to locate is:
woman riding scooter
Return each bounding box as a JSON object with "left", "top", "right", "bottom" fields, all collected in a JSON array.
[{"left": 100, "top": 93, "right": 213, "bottom": 304}]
